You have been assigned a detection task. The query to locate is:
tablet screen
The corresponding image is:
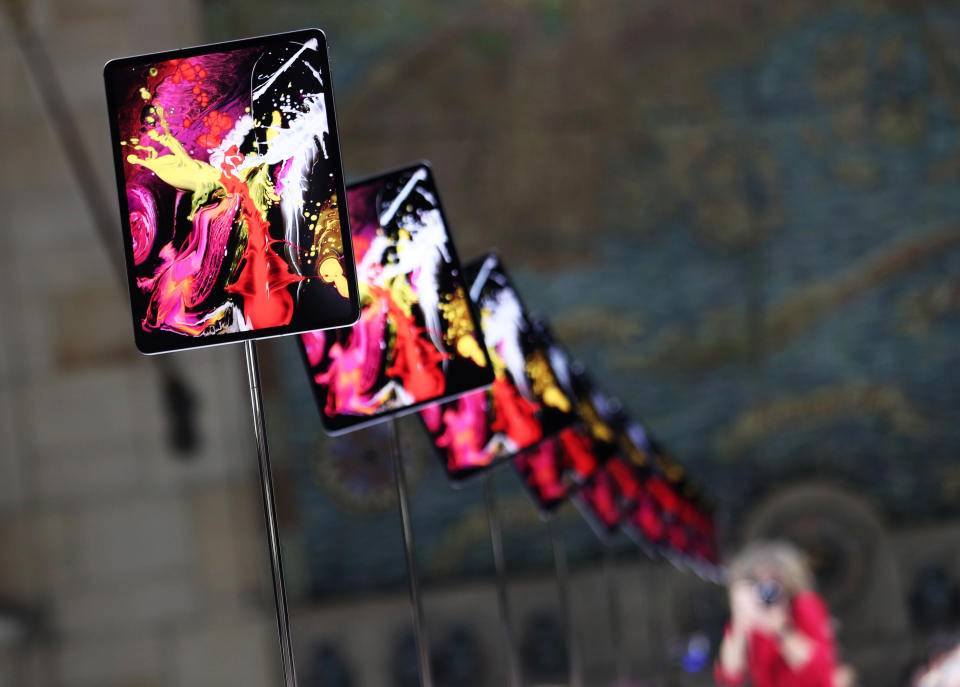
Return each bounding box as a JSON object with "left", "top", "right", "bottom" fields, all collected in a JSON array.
[{"left": 104, "top": 29, "right": 360, "bottom": 352}]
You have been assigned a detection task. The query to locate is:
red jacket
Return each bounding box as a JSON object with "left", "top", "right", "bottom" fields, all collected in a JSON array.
[{"left": 714, "top": 591, "right": 836, "bottom": 687}]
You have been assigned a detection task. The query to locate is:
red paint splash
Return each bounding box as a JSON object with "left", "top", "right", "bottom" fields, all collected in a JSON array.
[
  {"left": 647, "top": 476, "right": 680, "bottom": 515},
  {"left": 490, "top": 376, "right": 542, "bottom": 449},
  {"left": 558, "top": 427, "right": 598, "bottom": 482},
  {"left": 667, "top": 523, "right": 689, "bottom": 553},
  {"left": 381, "top": 301, "right": 448, "bottom": 402},
  {"left": 197, "top": 110, "right": 232, "bottom": 149},
  {"left": 580, "top": 471, "right": 620, "bottom": 529},
  {"left": 170, "top": 60, "right": 198, "bottom": 84},
  {"left": 221, "top": 171, "right": 303, "bottom": 329},
  {"left": 607, "top": 457, "right": 642, "bottom": 501},
  {"left": 633, "top": 498, "right": 666, "bottom": 542},
  {"left": 169, "top": 60, "right": 210, "bottom": 107}
]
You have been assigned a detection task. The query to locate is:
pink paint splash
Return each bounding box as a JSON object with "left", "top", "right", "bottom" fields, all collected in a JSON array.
[
  {"left": 127, "top": 186, "right": 157, "bottom": 265},
  {"left": 313, "top": 283, "right": 449, "bottom": 417},
  {"left": 421, "top": 403, "right": 442, "bottom": 433},
  {"left": 313, "top": 298, "right": 388, "bottom": 416},
  {"left": 137, "top": 192, "right": 241, "bottom": 335},
  {"left": 302, "top": 330, "right": 326, "bottom": 366},
  {"left": 432, "top": 390, "right": 491, "bottom": 471},
  {"left": 425, "top": 364, "right": 547, "bottom": 474}
]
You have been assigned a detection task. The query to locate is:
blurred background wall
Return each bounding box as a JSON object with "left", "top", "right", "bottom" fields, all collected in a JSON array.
[{"left": 2, "top": 0, "right": 960, "bottom": 686}]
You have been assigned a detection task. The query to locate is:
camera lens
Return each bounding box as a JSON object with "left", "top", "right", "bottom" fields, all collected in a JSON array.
[{"left": 755, "top": 580, "right": 782, "bottom": 606}]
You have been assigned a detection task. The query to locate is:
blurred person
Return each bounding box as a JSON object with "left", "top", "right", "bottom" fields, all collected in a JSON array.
[
  {"left": 714, "top": 540, "right": 843, "bottom": 687},
  {"left": 908, "top": 636, "right": 960, "bottom": 687}
]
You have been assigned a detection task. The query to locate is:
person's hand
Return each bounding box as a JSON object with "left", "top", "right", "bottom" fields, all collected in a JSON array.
[
  {"left": 729, "top": 580, "right": 761, "bottom": 637},
  {"left": 719, "top": 581, "right": 756, "bottom": 677},
  {"left": 753, "top": 599, "right": 790, "bottom": 637}
]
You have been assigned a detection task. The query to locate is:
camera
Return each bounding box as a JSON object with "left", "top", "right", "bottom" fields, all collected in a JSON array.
[{"left": 755, "top": 579, "right": 782, "bottom": 606}]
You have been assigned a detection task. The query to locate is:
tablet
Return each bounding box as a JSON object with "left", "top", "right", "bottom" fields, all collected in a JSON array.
[
  {"left": 299, "top": 163, "right": 494, "bottom": 434},
  {"left": 104, "top": 29, "right": 360, "bottom": 353}
]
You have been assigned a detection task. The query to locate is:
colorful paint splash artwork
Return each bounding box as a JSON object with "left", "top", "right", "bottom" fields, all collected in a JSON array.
[
  {"left": 422, "top": 255, "right": 578, "bottom": 480},
  {"left": 105, "top": 30, "right": 359, "bottom": 353},
  {"left": 300, "top": 163, "right": 493, "bottom": 434}
]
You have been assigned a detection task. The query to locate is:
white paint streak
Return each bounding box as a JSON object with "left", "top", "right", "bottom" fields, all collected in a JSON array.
[
  {"left": 469, "top": 255, "right": 498, "bottom": 304},
  {"left": 379, "top": 167, "right": 428, "bottom": 227},
  {"left": 251, "top": 38, "right": 319, "bottom": 102},
  {"left": 548, "top": 343, "right": 572, "bottom": 394},
  {"left": 238, "top": 94, "right": 330, "bottom": 266},
  {"left": 484, "top": 287, "right": 530, "bottom": 397}
]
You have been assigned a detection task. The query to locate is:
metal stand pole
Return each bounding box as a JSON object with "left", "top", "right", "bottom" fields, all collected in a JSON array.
[
  {"left": 389, "top": 418, "right": 434, "bottom": 687},
  {"left": 484, "top": 474, "right": 523, "bottom": 687},
  {"left": 550, "top": 518, "right": 582, "bottom": 687},
  {"left": 244, "top": 340, "right": 298, "bottom": 687},
  {"left": 602, "top": 546, "right": 626, "bottom": 686}
]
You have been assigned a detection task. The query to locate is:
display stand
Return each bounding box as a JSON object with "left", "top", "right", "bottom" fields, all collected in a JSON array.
[
  {"left": 549, "top": 518, "right": 582, "bottom": 687},
  {"left": 601, "top": 546, "right": 626, "bottom": 686},
  {"left": 484, "top": 474, "right": 523, "bottom": 687},
  {"left": 389, "top": 418, "right": 434, "bottom": 687},
  {"left": 244, "top": 341, "right": 298, "bottom": 687}
]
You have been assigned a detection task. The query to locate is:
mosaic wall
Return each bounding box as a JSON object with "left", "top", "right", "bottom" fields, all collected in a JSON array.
[{"left": 204, "top": 0, "right": 960, "bottom": 595}]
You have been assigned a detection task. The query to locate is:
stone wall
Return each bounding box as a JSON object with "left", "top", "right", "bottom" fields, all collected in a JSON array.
[{"left": 0, "top": 2, "right": 277, "bottom": 685}]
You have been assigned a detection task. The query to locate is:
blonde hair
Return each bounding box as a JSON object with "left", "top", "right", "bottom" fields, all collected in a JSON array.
[{"left": 727, "top": 540, "right": 815, "bottom": 594}]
